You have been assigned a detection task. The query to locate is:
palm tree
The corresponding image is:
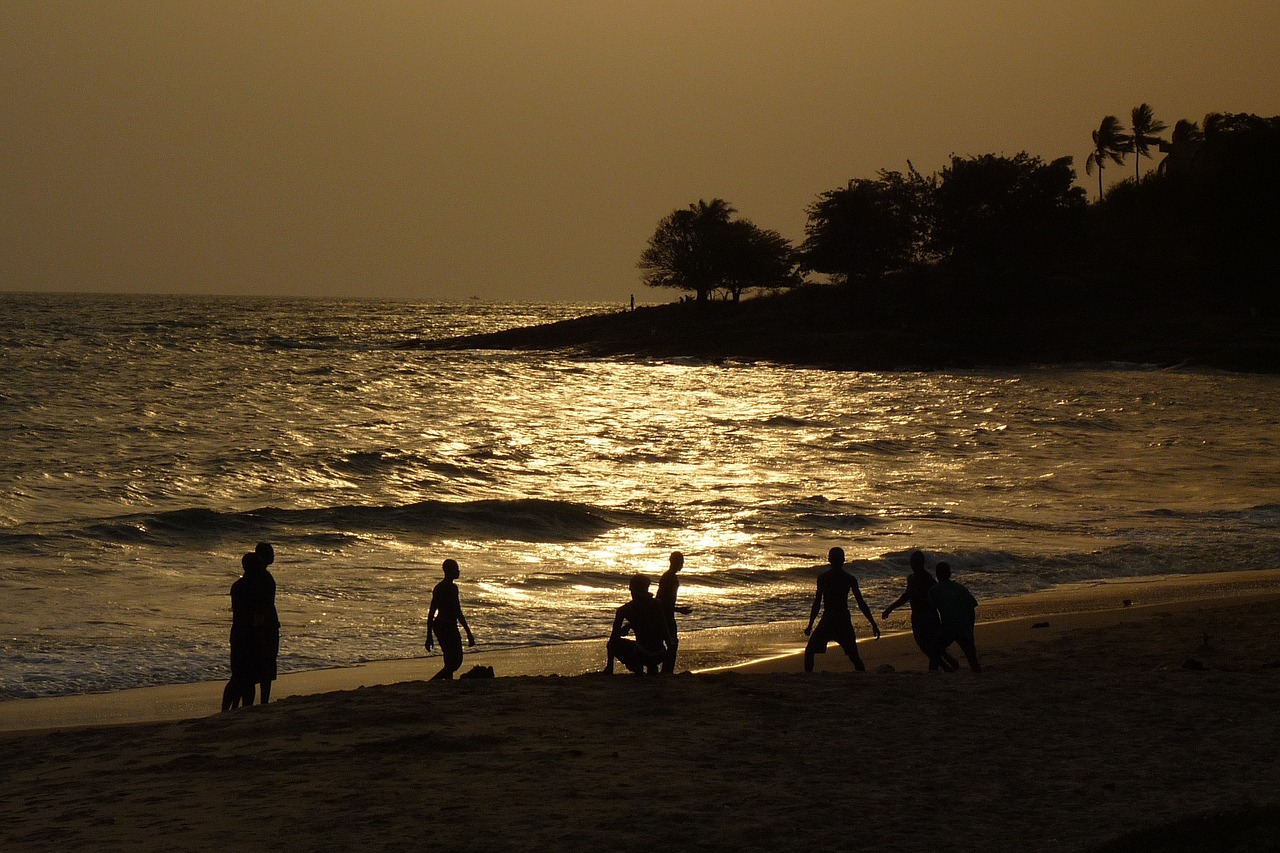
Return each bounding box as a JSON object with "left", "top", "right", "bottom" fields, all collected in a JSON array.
[
  {"left": 1156, "top": 119, "right": 1205, "bottom": 177},
  {"left": 1129, "top": 103, "right": 1169, "bottom": 181},
  {"left": 1085, "top": 115, "right": 1130, "bottom": 201}
]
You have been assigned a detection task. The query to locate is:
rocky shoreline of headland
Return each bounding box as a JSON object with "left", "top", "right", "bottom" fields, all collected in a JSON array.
[{"left": 425, "top": 286, "right": 1280, "bottom": 373}]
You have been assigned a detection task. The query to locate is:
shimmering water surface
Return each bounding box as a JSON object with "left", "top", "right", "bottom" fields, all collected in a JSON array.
[{"left": 3, "top": 293, "right": 1279, "bottom": 698}]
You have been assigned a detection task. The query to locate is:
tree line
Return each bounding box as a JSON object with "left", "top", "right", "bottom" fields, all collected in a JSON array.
[{"left": 639, "top": 107, "right": 1280, "bottom": 316}]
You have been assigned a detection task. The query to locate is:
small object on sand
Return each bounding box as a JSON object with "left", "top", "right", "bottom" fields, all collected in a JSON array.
[
  {"left": 875, "top": 664, "right": 895, "bottom": 674},
  {"left": 459, "top": 665, "right": 495, "bottom": 679},
  {"left": 1123, "top": 599, "right": 1132, "bottom": 607},
  {"left": 1032, "top": 621, "right": 1050, "bottom": 629},
  {"left": 1182, "top": 658, "right": 1205, "bottom": 670}
]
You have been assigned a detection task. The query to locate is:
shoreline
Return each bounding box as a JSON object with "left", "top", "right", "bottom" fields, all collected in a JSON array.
[
  {"left": 425, "top": 293, "right": 1280, "bottom": 374},
  {"left": 4, "top": 568, "right": 1278, "bottom": 733},
  {"left": 3, "top": 569, "right": 1279, "bottom": 851}
]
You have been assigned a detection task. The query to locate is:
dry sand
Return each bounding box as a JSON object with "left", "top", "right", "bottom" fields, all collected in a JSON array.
[{"left": 2, "top": 570, "right": 1279, "bottom": 852}]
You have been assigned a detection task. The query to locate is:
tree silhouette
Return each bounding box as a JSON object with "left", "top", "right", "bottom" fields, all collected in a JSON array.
[
  {"left": 1129, "top": 103, "right": 1169, "bottom": 181},
  {"left": 1085, "top": 115, "right": 1130, "bottom": 201},
  {"left": 800, "top": 165, "right": 934, "bottom": 284},
  {"left": 720, "top": 219, "right": 799, "bottom": 301},
  {"left": 1156, "top": 119, "right": 1205, "bottom": 177},
  {"left": 933, "top": 152, "right": 1085, "bottom": 272},
  {"left": 638, "top": 199, "right": 796, "bottom": 303}
]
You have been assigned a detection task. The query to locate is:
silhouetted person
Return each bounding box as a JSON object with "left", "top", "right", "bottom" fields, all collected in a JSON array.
[
  {"left": 250, "top": 542, "right": 281, "bottom": 703},
  {"left": 804, "top": 547, "right": 880, "bottom": 672},
  {"left": 656, "top": 551, "right": 692, "bottom": 673},
  {"left": 882, "top": 550, "right": 958, "bottom": 672},
  {"left": 426, "top": 559, "right": 475, "bottom": 680},
  {"left": 221, "top": 552, "right": 261, "bottom": 711},
  {"left": 928, "top": 562, "right": 981, "bottom": 672},
  {"left": 604, "top": 574, "right": 673, "bottom": 675}
]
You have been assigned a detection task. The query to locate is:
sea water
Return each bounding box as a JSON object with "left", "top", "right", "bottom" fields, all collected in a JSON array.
[{"left": 2, "top": 293, "right": 1279, "bottom": 699}]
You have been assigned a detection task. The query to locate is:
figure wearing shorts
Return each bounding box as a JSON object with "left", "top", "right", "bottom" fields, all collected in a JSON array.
[{"left": 803, "top": 547, "right": 880, "bottom": 672}]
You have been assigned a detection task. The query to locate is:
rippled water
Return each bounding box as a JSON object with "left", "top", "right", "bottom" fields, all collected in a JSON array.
[{"left": 3, "top": 293, "right": 1279, "bottom": 698}]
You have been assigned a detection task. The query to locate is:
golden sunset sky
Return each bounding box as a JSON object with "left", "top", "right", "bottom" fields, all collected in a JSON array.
[{"left": 4, "top": 2, "right": 1277, "bottom": 301}]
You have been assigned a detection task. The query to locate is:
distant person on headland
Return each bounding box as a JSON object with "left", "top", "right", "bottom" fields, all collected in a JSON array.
[
  {"left": 221, "top": 552, "right": 262, "bottom": 711},
  {"left": 882, "top": 550, "right": 958, "bottom": 672},
  {"left": 656, "top": 551, "right": 692, "bottom": 673},
  {"left": 603, "top": 574, "right": 673, "bottom": 675},
  {"left": 426, "top": 558, "right": 475, "bottom": 681},
  {"left": 803, "top": 547, "right": 880, "bottom": 672},
  {"left": 251, "top": 542, "right": 281, "bottom": 703},
  {"left": 928, "top": 562, "right": 981, "bottom": 672}
]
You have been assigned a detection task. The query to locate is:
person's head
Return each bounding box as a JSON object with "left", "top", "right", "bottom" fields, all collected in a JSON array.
[
  {"left": 241, "top": 552, "right": 262, "bottom": 574},
  {"left": 828, "top": 547, "right": 845, "bottom": 567},
  {"left": 669, "top": 551, "right": 684, "bottom": 572},
  {"left": 442, "top": 558, "right": 460, "bottom": 580},
  {"left": 255, "top": 542, "right": 274, "bottom": 566},
  {"left": 629, "top": 573, "right": 651, "bottom": 599},
  {"left": 935, "top": 561, "right": 952, "bottom": 581},
  {"left": 909, "top": 550, "right": 926, "bottom": 573}
]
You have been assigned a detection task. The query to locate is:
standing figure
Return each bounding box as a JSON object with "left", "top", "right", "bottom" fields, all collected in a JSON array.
[
  {"left": 603, "top": 574, "right": 673, "bottom": 675},
  {"left": 251, "top": 542, "right": 281, "bottom": 703},
  {"left": 882, "top": 550, "right": 958, "bottom": 672},
  {"left": 221, "top": 552, "right": 261, "bottom": 711},
  {"left": 928, "top": 562, "right": 982, "bottom": 672},
  {"left": 655, "top": 551, "right": 692, "bottom": 674},
  {"left": 803, "top": 547, "right": 880, "bottom": 672},
  {"left": 426, "top": 559, "right": 476, "bottom": 681}
]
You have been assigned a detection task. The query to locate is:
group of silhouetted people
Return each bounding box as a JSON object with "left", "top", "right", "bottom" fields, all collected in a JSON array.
[
  {"left": 221, "top": 542, "right": 281, "bottom": 710},
  {"left": 225, "top": 543, "right": 978, "bottom": 702},
  {"left": 601, "top": 551, "right": 690, "bottom": 675},
  {"left": 805, "top": 547, "right": 981, "bottom": 673}
]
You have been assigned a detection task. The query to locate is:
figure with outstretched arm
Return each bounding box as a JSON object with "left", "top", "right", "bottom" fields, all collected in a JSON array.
[
  {"left": 602, "top": 574, "right": 672, "bottom": 675},
  {"left": 882, "top": 550, "right": 958, "bottom": 672},
  {"left": 655, "top": 550, "right": 692, "bottom": 673},
  {"left": 426, "top": 559, "right": 475, "bottom": 681},
  {"left": 803, "top": 547, "right": 880, "bottom": 672}
]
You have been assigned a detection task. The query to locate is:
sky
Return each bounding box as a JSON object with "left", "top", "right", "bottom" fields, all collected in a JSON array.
[{"left": 3, "top": 2, "right": 1278, "bottom": 302}]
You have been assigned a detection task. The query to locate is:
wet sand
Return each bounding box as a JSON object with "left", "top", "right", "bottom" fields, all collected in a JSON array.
[{"left": 2, "top": 570, "right": 1278, "bottom": 851}]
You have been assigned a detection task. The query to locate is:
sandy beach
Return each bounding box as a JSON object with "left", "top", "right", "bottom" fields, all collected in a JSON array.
[{"left": 2, "top": 570, "right": 1279, "bottom": 852}]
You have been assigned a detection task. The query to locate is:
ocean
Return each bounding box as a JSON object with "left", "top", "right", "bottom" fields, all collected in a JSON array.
[{"left": 3, "top": 292, "right": 1279, "bottom": 699}]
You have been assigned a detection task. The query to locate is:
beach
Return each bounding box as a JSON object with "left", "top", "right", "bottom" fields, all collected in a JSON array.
[{"left": 2, "top": 569, "right": 1278, "bottom": 852}]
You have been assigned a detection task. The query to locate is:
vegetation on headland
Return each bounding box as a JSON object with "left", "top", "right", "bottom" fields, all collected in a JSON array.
[{"left": 435, "top": 108, "right": 1280, "bottom": 372}]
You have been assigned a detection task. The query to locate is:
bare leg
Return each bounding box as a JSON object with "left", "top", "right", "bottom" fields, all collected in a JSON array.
[
  {"left": 837, "top": 637, "right": 866, "bottom": 672},
  {"left": 662, "top": 638, "right": 678, "bottom": 674},
  {"left": 221, "top": 679, "right": 240, "bottom": 711},
  {"left": 430, "top": 665, "right": 457, "bottom": 681},
  {"left": 957, "top": 638, "right": 982, "bottom": 672},
  {"left": 803, "top": 636, "right": 820, "bottom": 672}
]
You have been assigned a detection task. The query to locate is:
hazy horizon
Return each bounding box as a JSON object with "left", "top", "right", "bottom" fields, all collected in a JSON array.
[{"left": 4, "top": 2, "right": 1278, "bottom": 302}]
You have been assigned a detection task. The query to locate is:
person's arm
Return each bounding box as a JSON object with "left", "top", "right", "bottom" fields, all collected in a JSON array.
[
  {"left": 882, "top": 585, "right": 910, "bottom": 620},
  {"left": 425, "top": 592, "right": 438, "bottom": 650},
  {"left": 458, "top": 608, "right": 475, "bottom": 646},
  {"left": 853, "top": 580, "right": 881, "bottom": 639},
  {"left": 608, "top": 608, "right": 627, "bottom": 644},
  {"left": 804, "top": 585, "right": 822, "bottom": 635}
]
